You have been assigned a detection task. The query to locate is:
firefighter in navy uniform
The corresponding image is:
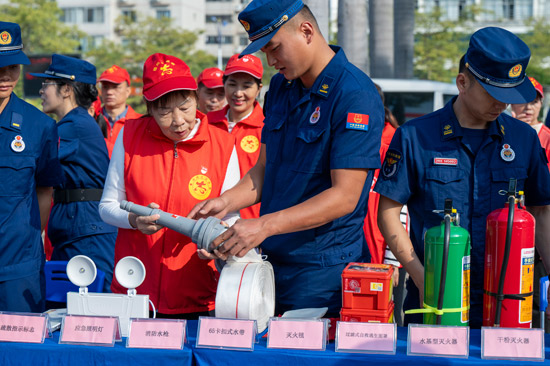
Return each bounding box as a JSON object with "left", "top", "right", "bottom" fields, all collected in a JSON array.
[
  {"left": 0, "top": 22, "right": 63, "bottom": 312},
  {"left": 375, "top": 27, "right": 550, "bottom": 327},
  {"left": 189, "top": 0, "right": 384, "bottom": 317}
]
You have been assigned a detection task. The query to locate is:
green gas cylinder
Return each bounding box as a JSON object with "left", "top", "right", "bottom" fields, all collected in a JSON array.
[{"left": 423, "top": 199, "right": 471, "bottom": 326}]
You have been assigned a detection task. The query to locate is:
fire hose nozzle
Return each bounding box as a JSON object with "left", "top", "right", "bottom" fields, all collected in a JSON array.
[{"left": 120, "top": 200, "right": 227, "bottom": 252}]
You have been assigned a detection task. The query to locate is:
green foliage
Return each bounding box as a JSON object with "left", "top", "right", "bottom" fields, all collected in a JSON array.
[
  {"left": 0, "top": 0, "right": 83, "bottom": 54},
  {"left": 86, "top": 15, "right": 216, "bottom": 112},
  {"left": 518, "top": 19, "right": 550, "bottom": 86},
  {"left": 413, "top": 7, "right": 472, "bottom": 82},
  {"left": 1, "top": 0, "right": 83, "bottom": 97}
]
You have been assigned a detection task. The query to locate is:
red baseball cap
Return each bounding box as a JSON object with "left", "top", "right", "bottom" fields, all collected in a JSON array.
[
  {"left": 224, "top": 54, "right": 263, "bottom": 80},
  {"left": 98, "top": 65, "right": 131, "bottom": 85},
  {"left": 529, "top": 77, "right": 544, "bottom": 99},
  {"left": 197, "top": 67, "right": 224, "bottom": 89},
  {"left": 142, "top": 53, "right": 197, "bottom": 101}
]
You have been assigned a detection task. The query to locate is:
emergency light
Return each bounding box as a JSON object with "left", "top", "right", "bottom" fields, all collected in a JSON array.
[{"left": 66, "top": 255, "right": 149, "bottom": 337}]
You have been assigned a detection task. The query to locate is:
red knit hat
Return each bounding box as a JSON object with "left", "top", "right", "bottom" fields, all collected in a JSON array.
[
  {"left": 224, "top": 54, "right": 263, "bottom": 80},
  {"left": 142, "top": 53, "right": 197, "bottom": 101},
  {"left": 197, "top": 67, "right": 224, "bottom": 88}
]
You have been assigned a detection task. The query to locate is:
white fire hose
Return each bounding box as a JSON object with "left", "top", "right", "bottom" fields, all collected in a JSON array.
[{"left": 215, "top": 250, "right": 275, "bottom": 332}]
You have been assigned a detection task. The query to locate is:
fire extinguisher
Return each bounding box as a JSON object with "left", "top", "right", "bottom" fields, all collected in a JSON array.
[
  {"left": 483, "top": 178, "right": 535, "bottom": 328},
  {"left": 406, "top": 198, "right": 471, "bottom": 326}
]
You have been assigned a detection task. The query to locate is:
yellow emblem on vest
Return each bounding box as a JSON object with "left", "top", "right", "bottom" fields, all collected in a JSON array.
[
  {"left": 0, "top": 31, "right": 12, "bottom": 45},
  {"left": 508, "top": 64, "right": 522, "bottom": 78},
  {"left": 189, "top": 174, "right": 213, "bottom": 200},
  {"left": 241, "top": 135, "right": 259, "bottom": 153}
]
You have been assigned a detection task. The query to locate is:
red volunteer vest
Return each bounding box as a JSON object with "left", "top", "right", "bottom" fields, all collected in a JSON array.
[
  {"left": 538, "top": 124, "right": 550, "bottom": 172},
  {"left": 364, "top": 121, "right": 396, "bottom": 263},
  {"left": 112, "top": 112, "right": 235, "bottom": 314},
  {"left": 103, "top": 105, "right": 142, "bottom": 157},
  {"left": 208, "top": 102, "right": 264, "bottom": 219}
]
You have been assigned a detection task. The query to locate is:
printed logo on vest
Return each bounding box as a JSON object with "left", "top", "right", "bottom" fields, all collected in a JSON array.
[
  {"left": 189, "top": 174, "right": 213, "bottom": 200},
  {"left": 240, "top": 135, "right": 259, "bottom": 153}
]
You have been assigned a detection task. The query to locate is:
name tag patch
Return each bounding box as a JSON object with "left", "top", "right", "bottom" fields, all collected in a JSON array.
[
  {"left": 433, "top": 158, "right": 458, "bottom": 166},
  {"left": 346, "top": 113, "right": 369, "bottom": 131}
]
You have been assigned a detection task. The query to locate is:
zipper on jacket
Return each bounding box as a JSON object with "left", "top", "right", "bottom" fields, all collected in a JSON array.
[{"left": 173, "top": 142, "right": 178, "bottom": 158}]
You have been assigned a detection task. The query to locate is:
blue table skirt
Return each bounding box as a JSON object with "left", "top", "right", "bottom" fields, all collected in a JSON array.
[
  {"left": 187, "top": 321, "right": 550, "bottom": 366},
  {"left": 1, "top": 320, "right": 549, "bottom": 365},
  {"left": 0, "top": 329, "right": 193, "bottom": 366}
]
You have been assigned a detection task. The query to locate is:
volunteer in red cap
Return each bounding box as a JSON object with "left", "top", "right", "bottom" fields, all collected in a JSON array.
[
  {"left": 208, "top": 54, "right": 264, "bottom": 219},
  {"left": 511, "top": 77, "right": 550, "bottom": 170},
  {"left": 97, "top": 65, "right": 142, "bottom": 156},
  {"left": 99, "top": 53, "right": 240, "bottom": 318},
  {"left": 197, "top": 67, "right": 226, "bottom": 114}
]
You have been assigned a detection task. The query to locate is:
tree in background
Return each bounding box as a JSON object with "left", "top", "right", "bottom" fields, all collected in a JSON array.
[
  {"left": 86, "top": 15, "right": 216, "bottom": 114},
  {"left": 413, "top": 6, "right": 472, "bottom": 82},
  {"left": 0, "top": 0, "right": 83, "bottom": 54},
  {"left": 519, "top": 19, "right": 550, "bottom": 86},
  {"left": 86, "top": 15, "right": 215, "bottom": 114},
  {"left": 0, "top": 0, "right": 83, "bottom": 96}
]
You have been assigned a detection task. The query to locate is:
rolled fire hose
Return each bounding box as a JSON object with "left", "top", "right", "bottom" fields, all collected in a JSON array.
[{"left": 215, "top": 250, "right": 275, "bottom": 333}]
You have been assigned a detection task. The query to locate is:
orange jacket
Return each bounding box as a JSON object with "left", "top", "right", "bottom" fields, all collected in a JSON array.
[
  {"left": 538, "top": 124, "right": 550, "bottom": 172},
  {"left": 363, "top": 121, "right": 396, "bottom": 263},
  {"left": 101, "top": 105, "right": 142, "bottom": 157},
  {"left": 112, "top": 112, "right": 235, "bottom": 314},
  {"left": 208, "top": 101, "right": 264, "bottom": 219}
]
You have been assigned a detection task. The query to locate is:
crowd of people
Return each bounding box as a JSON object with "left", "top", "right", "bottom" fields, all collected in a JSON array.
[{"left": 0, "top": 0, "right": 549, "bottom": 330}]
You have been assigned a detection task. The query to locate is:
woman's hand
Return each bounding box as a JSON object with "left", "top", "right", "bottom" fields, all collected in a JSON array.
[{"left": 129, "top": 202, "right": 163, "bottom": 235}]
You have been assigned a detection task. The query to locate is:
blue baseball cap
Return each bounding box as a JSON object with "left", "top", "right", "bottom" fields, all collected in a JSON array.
[
  {"left": 30, "top": 54, "right": 96, "bottom": 85},
  {"left": 0, "top": 21, "right": 30, "bottom": 68},
  {"left": 464, "top": 27, "right": 535, "bottom": 104},
  {"left": 238, "top": 0, "right": 304, "bottom": 56}
]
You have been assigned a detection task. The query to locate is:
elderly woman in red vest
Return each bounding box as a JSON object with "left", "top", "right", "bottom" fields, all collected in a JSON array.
[
  {"left": 208, "top": 54, "right": 264, "bottom": 219},
  {"left": 99, "top": 53, "right": 239, "bottom": 319}
]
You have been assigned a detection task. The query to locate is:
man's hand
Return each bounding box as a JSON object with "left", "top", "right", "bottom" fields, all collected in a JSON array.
[
  {"left": 129, "top": 202, "right": 163, "bottom": 235},
  {"left": 187, "top": 196, "right": 230, "bottom": 220},
  {"left": 209, "top": 218, "right": 268, "bottom": 258}
]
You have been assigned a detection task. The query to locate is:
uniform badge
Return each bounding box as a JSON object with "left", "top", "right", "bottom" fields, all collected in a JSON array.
[
  {"left": 346, "top": 113, "right": 369, "bottom": 131},
  {"left": 508, "top": 64, "right": 522, "bottom": 78},
  {"left": 309, "top": 106, "right": 321, "bottom": 124},
  {"left": 10, "top": 135, "right": 25, "bottom": 153},
  {"left": 240, "top": 19, "right": 250, "bottom": 31},
  {"left": 189, "top": 174, "right": 213, "bottom": 200},
  {"left": 500, "top": 143, "right": 515, "bottom": 162},
  {"left": 443, "top": 124, "right": 453, "bottom": 136},
  {"left": 201, "top": 166, "right": 208, "bottom": 174},
  {"left": 0, "top": 31, "right": 11, "bottom": 45},
  {"left": 240, "top": 135, "right": 259, "bottom": 153},
  {"left": 382, "top": 149, "right": 402, "bottom": 178}
]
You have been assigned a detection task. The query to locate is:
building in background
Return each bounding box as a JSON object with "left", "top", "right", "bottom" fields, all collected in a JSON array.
[
  {"left": 55, "top": 0, "right": 205, "bottom": 52},
  {"left": 417, "top": 0, "right": 550, "bottom": 33},
  {"left": 53, "top": 0, "right": 252, "bottom": 66}
]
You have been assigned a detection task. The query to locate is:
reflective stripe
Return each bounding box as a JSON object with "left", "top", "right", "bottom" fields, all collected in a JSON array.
[
  {"left": 467, "top": 63, "right": 524, "bottom": 88},
  {"left": 45, "top": 70, "right": 75, "bottom": 80},
  {"left": 0, "top": 44, "right": 23, "bottom": 51},
  {"left": 249, "top": 15, "right": 288, "bottom": 41}
]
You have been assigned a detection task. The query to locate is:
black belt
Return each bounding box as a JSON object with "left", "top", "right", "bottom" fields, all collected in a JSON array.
[{"left": 53, "top": 188, "right": 103, "bottom": 204}]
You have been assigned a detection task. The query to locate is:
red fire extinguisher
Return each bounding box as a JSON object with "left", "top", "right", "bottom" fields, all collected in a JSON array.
[{"left": 483, "top": 178, "right": 535, "bottom": 328}]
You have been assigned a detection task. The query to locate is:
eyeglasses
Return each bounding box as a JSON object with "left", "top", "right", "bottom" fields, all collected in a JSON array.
[{"left": 41, "top": 82, "right": 61, "bottom": 88}]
